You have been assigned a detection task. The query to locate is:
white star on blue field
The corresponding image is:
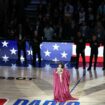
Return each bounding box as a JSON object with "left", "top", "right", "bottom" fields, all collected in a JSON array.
[
  {"left": 41, "top": 42, "right": 72, "bottom": 61},
  {"left": 0, "top": 41, "right": 72, "bottom": 68}
]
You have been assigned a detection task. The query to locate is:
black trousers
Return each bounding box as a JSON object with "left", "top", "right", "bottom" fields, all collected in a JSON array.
[
  {"left": 32, "top": 47, "right": 41, "bottom": 67},
  {"left": 17, "top": 45, "right": 27, "bottom": 64},
  {"left": 88, "top": 50, "right": 98, "bottom": 70},
  {"left": 76, "top": 50, "right": 86, "bottom": 70}
]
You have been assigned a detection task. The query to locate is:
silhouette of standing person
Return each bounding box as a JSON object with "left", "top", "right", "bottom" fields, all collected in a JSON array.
[
  {"left": 87, "top": 35, "right": 100, "bottom": 71},
  {"left": 75, "top": 32, "right": 86, "bottom": 76}
]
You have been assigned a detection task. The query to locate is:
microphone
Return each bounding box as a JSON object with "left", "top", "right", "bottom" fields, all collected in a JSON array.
[{"left": 56, "top": 67, "right": 63, "bottom": 75}]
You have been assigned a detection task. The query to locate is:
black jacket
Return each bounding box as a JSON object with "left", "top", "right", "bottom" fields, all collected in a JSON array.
[
  {"left": 90, "top": 39, "right": 100, "bottom": 53},
  {"left": 75, "top": 36, "right": 86, "bottom": 52}
]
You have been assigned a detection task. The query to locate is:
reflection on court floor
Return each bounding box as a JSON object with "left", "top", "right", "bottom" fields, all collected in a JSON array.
[{"left": 0, "top": 66, "right": 105, "bottom": 105}]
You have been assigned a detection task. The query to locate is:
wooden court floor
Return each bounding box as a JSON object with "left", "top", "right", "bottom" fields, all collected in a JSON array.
[{"left": 0, "top": 66, "right": 105, "bottom": 105}]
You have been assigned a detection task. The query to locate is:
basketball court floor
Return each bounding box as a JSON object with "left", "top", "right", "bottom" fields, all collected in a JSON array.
[{"left": 0, "top": 66, "right": 105, "bottom": 105}]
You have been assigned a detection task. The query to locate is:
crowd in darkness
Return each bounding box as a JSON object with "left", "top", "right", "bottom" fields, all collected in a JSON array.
[
  {"left": 34, "top": 0, "right": 105, "bottom": 42},
  {"left": 0, "top": 0, "right": 105, "bottom": 42}
]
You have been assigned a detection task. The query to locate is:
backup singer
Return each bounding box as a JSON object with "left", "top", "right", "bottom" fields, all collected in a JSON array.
[
  {"left": 102, "top": 35, "right": 105, "bottom": 70},
  {"left": 87, "top": 35, "right": 100, "bottom": 71},
  {"left": 31, "top": 30, "right": 42, "bottom": 67},
  {"left": 75, "top": 32, "right": 86, "bottom": 74},
  {"left": 16, "top": 23, "right": 27, "bottom": 65}
]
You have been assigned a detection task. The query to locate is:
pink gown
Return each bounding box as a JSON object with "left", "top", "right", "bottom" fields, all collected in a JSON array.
[{"left": 53, "top": 68, "right": 78, "bottom": 102}]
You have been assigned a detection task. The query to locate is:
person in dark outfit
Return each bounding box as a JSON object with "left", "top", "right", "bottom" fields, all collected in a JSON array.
[
  {"left": 31, "top": 30, "right": 42, "bottom": 67},
  {"left": 75, "top": 32, "right": 86, "bottom": 76},
  {"left": 102, "top": 35, "right": 105, "bottom": 70},
  {"left": 16, "top": 23, "right": 27, "bottom": 65},
  {"left": 75, "top": 32, "right": 86, "bottom": 70},
  {"left": 87, "top": 35, "right": 100, "bottom": 71}
]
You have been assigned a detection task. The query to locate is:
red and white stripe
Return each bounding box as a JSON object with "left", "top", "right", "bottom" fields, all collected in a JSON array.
[{"left": 72, "top": 43, "right": 104, "bottom": 63}]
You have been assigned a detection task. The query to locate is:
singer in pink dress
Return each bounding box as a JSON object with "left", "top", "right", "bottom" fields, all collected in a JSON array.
[{"left": 53, "top": 62, "right": 78, "bottom": 102}]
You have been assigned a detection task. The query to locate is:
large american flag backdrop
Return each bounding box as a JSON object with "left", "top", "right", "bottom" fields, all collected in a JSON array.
[{"left": 0, "top": 40, "right": 103, "bottom": 68}]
